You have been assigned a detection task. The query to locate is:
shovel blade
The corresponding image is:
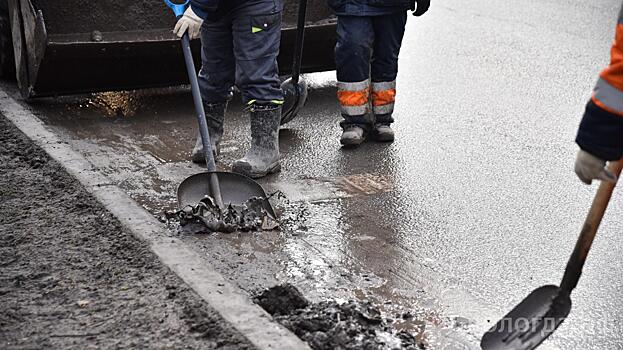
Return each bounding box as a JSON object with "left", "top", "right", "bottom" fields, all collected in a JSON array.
[
  {"left": 481, "top": 285, "right": 571, "bottom": 350},
  {"left": 280, "top": 78, "right": 308, "bottom": 125},
  {"left": 177, "top": 172, "right": 276, "bottom": 219}
]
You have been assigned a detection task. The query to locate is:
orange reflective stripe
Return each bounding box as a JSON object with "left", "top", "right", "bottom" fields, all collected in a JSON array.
[
  {"left": 600, "top": 24, "right": 623, "bottom": 91},
  {"left": 371, "top": 89, "right": 396, "bottom": 106},
  {"left": 337, "top": 89, "right": 369, "bottom": 107}
]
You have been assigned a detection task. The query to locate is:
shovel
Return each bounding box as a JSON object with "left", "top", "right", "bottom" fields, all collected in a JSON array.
[
  {"left": 280, "top": 0, "right": 308, "bottom": 125},
  {"left": 481, "top": 159, "right": 623, "bottom": 350},
  {"left": 165, "top": 0, "right": 276, "bottom": 219}
]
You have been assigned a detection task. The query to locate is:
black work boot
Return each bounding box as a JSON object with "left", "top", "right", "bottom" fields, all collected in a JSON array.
[
  {"left": 232, "top": 104, "right": 281, "bottom": 178},
  {"left": 372, "top": 123, "right": 395, "bottom": 142},
  {"left": 372, "top": 114, "right": 395, "bottom": 142},
  {"left": 192, "top": 102, "right": 227, "bottom": 163}
]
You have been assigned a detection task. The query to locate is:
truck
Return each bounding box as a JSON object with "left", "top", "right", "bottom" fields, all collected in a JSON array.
[{"left": 0, "top": 0, "right": 337, "bottom": 99}]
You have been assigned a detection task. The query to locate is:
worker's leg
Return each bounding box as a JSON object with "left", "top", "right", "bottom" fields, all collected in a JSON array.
[
  {"left": 230, "top": 0, "right": 283, "bottom": 106},
  {"left": 230, "top": 0, "right": 284, "bottom": 178},
  {"left": 335, "top": 15, "right": 374, "bottom": 146},
  {"left": 192, "top": 13, "right": 236, "bottom": 163},
  {"left": 198, "top": 11, "right": 235, "bottom": 103},
  {"left": 370, "top": 12, "right": 408, "bottom": 142}
]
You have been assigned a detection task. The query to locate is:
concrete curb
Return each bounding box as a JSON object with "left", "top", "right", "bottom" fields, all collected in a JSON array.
[{"left": 0, "top": 90, "right": 311, "bottom": 350}]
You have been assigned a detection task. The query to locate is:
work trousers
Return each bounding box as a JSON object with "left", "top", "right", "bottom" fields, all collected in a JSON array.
[
  {"left": 335, "top": 11, "right": 407, "bottom": 127},
  {"left": 198, "top": 0, "right": 284, "bottom": 106}
]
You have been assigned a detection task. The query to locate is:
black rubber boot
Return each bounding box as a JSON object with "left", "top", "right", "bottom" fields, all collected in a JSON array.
[
  {"left": 232, "top": 104, "right": 281, "bottom": 178},
  {"left": 192, "top": 102, "right": 226, "bottom": 164}
]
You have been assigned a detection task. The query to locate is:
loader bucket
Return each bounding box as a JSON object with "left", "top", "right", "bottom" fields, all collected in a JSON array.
[{"left": 7, "top": 0, "right": 336, "bottom": 98}]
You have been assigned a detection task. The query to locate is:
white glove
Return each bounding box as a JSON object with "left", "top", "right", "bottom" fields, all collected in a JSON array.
[
  {"left": 173, "top": 7, "right": 203, "bottom": 40},
  {"left": 574, "top": 149, "right": 618, "bottom": 185}
]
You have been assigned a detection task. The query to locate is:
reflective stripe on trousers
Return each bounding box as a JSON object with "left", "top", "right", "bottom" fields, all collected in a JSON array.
[
  {"left": 337, "top": 80, "right": 370, "bottom": 116},
  {"left": 371, "top": 80, "right": 396, "bottom": 115}
]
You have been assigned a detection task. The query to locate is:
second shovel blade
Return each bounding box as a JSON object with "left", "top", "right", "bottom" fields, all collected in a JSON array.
[{"left": 481, "top": 285, "right": 571, "bottom": 350}]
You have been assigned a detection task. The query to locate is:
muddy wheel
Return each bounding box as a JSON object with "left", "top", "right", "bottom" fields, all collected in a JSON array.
[{"left": 0, "top": 3, "right": 16, "bottom": 80}]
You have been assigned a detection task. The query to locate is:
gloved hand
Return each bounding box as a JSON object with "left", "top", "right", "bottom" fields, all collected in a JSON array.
[
  {"left": 413, "top": 0, "right": 430, "bottom": 16},
  {"left": 173, "top": 7, "right": 203, "bottom": 40},
  {"left": 574, "top": 149, "right": 618, "bottom": 185}
]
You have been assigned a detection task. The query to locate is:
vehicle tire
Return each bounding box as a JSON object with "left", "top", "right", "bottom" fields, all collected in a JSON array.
[{"left": 0, "top": 5, "right": 16, "bottom": 80}]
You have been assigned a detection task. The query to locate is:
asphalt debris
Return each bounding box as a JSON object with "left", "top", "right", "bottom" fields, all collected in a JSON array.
[
  {"left": 168, "top": 196, "right": 278, "bottom": 233},
  {"left": 255, "top": 283, "right": 310, "bottom": 315},
  {"left": 255, "top": 284, "right": 427, "bottom": 350}
]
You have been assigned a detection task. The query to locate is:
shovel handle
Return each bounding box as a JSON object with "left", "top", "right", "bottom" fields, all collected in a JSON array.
[
  {"left": 560, "top": 158, "right": 623, "bottom": 292},
  {"left": 164, "top": 0, "right": 190, "bottom": 17},
  {"left": 166, "top": 0, "right": 224, "bottom": 209},
  {"left": 291, "top": 0, "right": 307, "bottom": 84},
  {"left": 179, "top": 35, "right": 216, "bottom": 171},
  {"left": 180, "top": 33, "right": 224, "bottom": 209}
]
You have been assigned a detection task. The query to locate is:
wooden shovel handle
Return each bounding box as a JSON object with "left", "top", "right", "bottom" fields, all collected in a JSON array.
[{"left": 560, "top": 158, "right": 623, "bottom": 293}]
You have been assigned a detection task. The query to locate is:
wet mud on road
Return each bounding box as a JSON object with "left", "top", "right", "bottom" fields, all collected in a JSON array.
[
  {"left": 0, "top": 116, "right": 253, "bottom": 349},
  {"left": 15, "top": 82, "right": 481, "bottom": 349},
  {"left": 255, "top": 284, "right": 426, "bottom": 350}
]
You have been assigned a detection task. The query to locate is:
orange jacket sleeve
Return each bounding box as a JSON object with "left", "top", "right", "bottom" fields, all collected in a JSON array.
[{"left": 576, "top": 5, "right": 623, "bottom": 160}]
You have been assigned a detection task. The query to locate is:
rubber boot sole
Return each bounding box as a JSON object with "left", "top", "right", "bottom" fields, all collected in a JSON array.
[
  {"left": 231, "top": 162, "right": 281, "bottom": 179},
  {"left": 340, "top": 137, "right": 365, "bottom": 147},
  {"left": 372, "top": 132, "right": 394, "bottom": 143}
]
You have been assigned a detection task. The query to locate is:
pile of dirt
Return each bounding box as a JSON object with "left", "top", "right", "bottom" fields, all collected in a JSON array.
[
  {"left": 255, "top": 283, "right": 310, "bottom": 315},
  {"left": 255, "top": 285, "right": 426, "bottom": 350},
  {"left": 0, "top": 115, "right": 252, "bottom": 349}
]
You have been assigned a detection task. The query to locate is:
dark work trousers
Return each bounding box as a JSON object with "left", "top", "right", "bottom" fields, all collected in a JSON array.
[
  {"left": 335, "top": 11, "right": 408, "bottom": 127},
  {"left": 198, "top": 0, "right": 284, "bottom": 106}
]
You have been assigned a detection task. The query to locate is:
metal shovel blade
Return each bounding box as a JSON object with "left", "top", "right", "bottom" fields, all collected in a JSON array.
[
  {"left": 177, "top": 171, "right": 277, "bottom": 219},
  {"left": 280, "top": 77, "right": 308, "bottom": 125},
  {"left": 481, "top": 285, "right": 571, "bottom": 350}
]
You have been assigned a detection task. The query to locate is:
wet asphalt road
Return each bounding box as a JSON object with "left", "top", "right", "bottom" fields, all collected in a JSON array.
[{"left": 6, "top": 0, "right": 623, "bottom": 348}]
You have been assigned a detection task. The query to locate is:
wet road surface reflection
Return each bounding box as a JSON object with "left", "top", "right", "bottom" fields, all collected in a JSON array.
[{"left": 15, "top": 0, "right": 623, "bottom": 348}]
